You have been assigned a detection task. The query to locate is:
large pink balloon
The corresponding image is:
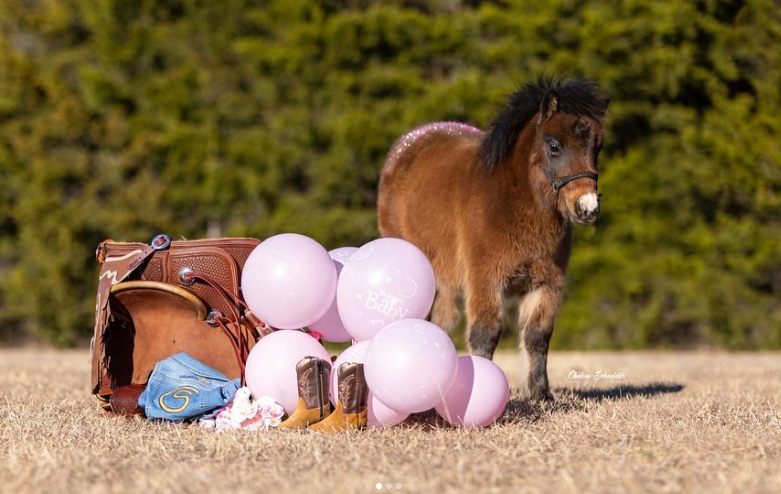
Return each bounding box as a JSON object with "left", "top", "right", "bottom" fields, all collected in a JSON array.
[
  {"left": 364, "top": 319, "right": 458, "bottom": 414},
  {"left": 242, "top": 233, "right": 337, "bottom": 330},
  {"left": 245, "top": 329, "right": 331, "bottom": 414},
  {"left": 337, "top": 238, "right": 435, "bottom": 341},
  {"left": 308, "top": 247, "right": 358, "bottom": 343},
  {"left": 435, "top": 356, "right": 510, "bottom": 428},
  {"left": 329, "top": 341, "right": 408, "bottom": 427}
]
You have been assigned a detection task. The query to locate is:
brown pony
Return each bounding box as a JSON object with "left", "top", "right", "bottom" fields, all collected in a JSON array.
[{"left": 378, "top": 77, "right": 609, "bottom": 401}]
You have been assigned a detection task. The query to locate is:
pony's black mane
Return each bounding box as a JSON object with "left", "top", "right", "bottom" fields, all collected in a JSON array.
[{"left": 478, "top": 76, "right": 609, "bottom": 169}]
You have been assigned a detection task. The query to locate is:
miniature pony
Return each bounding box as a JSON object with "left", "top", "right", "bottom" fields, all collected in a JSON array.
[{"left": 378, "top": 77, "right": 609, "bottom": 400}]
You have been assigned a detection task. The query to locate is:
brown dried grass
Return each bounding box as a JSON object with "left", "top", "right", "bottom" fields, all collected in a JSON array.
[{"left": 1, "top": 349, "right": 779, "bottom": 494}]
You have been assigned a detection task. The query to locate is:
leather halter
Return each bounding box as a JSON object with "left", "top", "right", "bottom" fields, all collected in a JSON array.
[{"left": 542, "top": 168, "right": 599, "bottom": 199}]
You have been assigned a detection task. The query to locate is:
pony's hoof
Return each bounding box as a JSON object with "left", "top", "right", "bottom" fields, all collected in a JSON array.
[{"left": 524, "top": 388, "right": 554, "bottom": 403}]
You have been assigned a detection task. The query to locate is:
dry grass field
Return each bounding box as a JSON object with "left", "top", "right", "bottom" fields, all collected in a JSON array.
[{"left": 1, "top": 349, "right": 779, "bottom": 494}]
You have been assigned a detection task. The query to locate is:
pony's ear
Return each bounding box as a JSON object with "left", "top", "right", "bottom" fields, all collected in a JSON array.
[
  {"left": 602, "top": 98, "right": 611, "bottom": 111},
  {"left": 539, "top": 91, "right": 559, "bottom": 124}
]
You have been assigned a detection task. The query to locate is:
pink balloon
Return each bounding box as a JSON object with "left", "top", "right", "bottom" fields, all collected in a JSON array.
[
  {"left": 337, "top": 238, "right": 435, "bottom": 341},
  {"left": 242, "top": 233, "right": 337, "bottom": 330},
  {"left": 367, "top": 395, "right": 409, "bottom": 428},
  {"left": 435, "top": 356, "right": 510, "bottom": 428},
  {"left": 308, "top": 247, "right": 358, "bottom": 343},
  {"left": 364, "top": 319, "right": 458, "bottom": 414},
  {"left": 329, "top": 341, "right": 408, "bottom": 427},
  {"left": 245, "top": 329, "right": 331, "bottom": 414}
]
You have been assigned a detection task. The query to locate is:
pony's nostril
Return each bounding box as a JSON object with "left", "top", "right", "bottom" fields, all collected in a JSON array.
[{"left": 577, "top": 193, "right": 599, "bottom": 218}]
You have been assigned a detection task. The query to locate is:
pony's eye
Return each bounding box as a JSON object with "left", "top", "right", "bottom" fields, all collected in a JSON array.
[{"left": 548, "top": 142, "right": 560, "bottom": 155}]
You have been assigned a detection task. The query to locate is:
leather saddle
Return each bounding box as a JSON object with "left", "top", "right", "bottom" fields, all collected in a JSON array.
[{"left": 90, "top": 235, "right": 272, "bottom": 417}]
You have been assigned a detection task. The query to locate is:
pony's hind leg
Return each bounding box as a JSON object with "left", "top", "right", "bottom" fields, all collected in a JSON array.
[
  {"left": 518, "top": 285, "right": 562, "bottom": 401},
  {"left": 431, "top": 286, "right": 460, "bottom": 333},
  {"left": 465, "top": 269, "right": 504, "bottom": 360}
]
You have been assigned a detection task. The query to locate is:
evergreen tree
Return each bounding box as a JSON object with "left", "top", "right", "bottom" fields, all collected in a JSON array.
[{"left": 0, "top": 0, "right": 778, "bottom": 348}]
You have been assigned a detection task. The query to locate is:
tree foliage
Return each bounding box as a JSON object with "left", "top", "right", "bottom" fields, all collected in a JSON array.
[{"left": 0, "top": 0, "right": 779, "bottom": 348}]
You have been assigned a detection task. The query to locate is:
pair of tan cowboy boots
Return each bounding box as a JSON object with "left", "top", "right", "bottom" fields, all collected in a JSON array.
[{"left": 278, "top": 356, "right": 368, "bottom": 434}]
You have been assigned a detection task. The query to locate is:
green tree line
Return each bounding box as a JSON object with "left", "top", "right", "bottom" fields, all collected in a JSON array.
[{"left": 0, "top": 0, "right": 779, "bottom": 349}]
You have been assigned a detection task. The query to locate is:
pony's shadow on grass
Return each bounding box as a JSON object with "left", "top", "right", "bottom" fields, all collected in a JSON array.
[
  {"left": 562, "top": 382, "right": 685, "bottom": 402},
  {"left": 402, "top": 382, "right": 685, "bottom": 429},
  {"left": 498, "top": 382, "right": 685, "bottom": 425}
]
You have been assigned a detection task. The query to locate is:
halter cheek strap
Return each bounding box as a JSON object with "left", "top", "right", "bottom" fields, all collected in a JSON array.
[{"left": 543, "top": 168, "right": 599, "bottom": 199}]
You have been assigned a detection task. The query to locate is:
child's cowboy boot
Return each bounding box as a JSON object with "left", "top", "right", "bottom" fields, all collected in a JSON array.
[
  {"left": 309, "top": 362, "right": 368, "bottom": 434},
  {"left": 278, "top": 356, "right": 332, "bottom": 430}
]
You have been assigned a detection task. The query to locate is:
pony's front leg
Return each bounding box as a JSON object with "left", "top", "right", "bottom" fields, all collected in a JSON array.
[
  {"left": 465, "top": 272, "right": 504, "bottom": 360},
  {"left": 518, "top": 284, "right": 563, "bottom": 401}
]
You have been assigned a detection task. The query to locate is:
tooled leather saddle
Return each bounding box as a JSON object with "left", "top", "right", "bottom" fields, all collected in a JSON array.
[{"left": 90, "top": 234, "right": 272, "bottom": 417}]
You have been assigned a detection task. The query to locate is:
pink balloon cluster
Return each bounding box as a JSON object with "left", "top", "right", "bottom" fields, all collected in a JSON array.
[
  {"left": 241, "top": 235, "right": 437, "bottom": 342},
  {"left": 332, "top": 319, "right": 510, "bottom": 428},
  {"left": 241, "top": 234, "right": 510, "bottom": 428}
]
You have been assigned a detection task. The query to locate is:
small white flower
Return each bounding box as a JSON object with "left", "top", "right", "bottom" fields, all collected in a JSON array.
[{"left": 229, "top": 389, "right": 258, "bottom": 423}]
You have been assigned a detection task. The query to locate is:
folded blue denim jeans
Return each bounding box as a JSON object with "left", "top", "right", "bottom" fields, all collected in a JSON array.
[{"left": 138, "top": 353, "right": 240, "bottom": 421}]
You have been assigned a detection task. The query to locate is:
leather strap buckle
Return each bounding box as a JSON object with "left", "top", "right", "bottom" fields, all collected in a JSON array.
[
  {"left": 126, "top": 234, "right": 171, "bottom": 272},
  {"left": 151, "top": 234, "right": 172, "bottom": 250}
]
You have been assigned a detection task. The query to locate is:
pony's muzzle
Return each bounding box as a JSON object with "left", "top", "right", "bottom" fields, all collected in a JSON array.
[{"left": 574, "top": 192, "right": 600, "bottom": 225}]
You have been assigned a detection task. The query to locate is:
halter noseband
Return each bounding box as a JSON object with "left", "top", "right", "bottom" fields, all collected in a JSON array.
[{"left": 542, "top": 168, "right": 599, "bottom": 199}]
